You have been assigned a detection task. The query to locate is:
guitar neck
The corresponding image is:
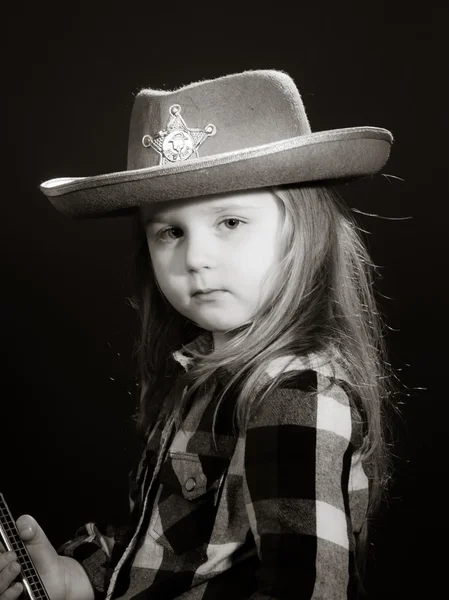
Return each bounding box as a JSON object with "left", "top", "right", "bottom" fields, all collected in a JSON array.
[{"left": 0, "top": 493, "right": 51, "bottom": 600}]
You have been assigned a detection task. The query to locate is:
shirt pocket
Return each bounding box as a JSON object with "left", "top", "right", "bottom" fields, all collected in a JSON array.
[{"left": 147, "top": 451, "right": 229, "bottom": 555}]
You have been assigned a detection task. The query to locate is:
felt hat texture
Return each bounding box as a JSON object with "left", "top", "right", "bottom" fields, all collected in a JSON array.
[{"left": 40, "top": 70, "right": 393, "bottom": 218}]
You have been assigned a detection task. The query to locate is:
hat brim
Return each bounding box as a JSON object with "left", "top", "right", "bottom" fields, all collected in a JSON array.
[{"left": 40, "top": 127, "right": 393, "bottom": 218}]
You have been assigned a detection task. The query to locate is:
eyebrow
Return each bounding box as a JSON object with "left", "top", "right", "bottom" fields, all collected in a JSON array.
[
  {"left": 209, "top": 204, "right": 260, "bottom": 213},
  {"left": 144, "top": 203, "right": 261, "bottom": 225}
]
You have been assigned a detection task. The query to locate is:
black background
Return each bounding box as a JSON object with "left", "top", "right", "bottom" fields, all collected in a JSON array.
[{"left": 3, "top": 3, "right": 447, "bottom": 599}]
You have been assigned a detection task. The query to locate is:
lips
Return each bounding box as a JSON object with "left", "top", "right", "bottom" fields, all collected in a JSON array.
[
  {"left": 192, "top": 289, "right": 227, "bottom": 301},
  {"left": 193, "top": 288, "right": 222, "bottom": 296}
]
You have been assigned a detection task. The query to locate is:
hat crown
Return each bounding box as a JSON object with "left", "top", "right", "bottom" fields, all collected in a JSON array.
[
  {"left": 39, "top": 68, "right": 393, "bottom": 218},
  {"left": 127, "top": 70, "right": 312, "bottom": 170}
]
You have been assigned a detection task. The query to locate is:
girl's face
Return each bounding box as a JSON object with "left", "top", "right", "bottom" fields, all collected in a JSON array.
[{"left": 141, "top": 189, "right": 283, "bottom": 335}]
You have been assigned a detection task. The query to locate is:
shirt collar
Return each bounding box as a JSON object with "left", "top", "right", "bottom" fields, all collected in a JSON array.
[
  {"left": 172, "top": 333, "right": 347, "bottom": 383},
  {"left": 172, "top": 332, "right": 213, "bottom": 372}
]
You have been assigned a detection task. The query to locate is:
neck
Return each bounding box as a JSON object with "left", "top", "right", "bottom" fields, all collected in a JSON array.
[{"left": 212, "top": 331, "right": 234, "bottom": 351}]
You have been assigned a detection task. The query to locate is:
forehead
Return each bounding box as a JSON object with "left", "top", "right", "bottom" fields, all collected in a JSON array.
[{"left": 140, "top": 188, "right": 277, "bottom": 224}]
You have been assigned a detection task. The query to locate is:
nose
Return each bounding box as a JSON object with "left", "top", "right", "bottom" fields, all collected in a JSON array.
[{"left": 184, "top": 231, "right": 215, "bottom": 272}]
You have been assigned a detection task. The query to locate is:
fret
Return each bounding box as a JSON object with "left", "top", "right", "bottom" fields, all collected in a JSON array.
[
  {"left": 0, "top": 493, "right": 51, "bottom": 600},
  {"left": 24, "top": 568, "right": 40, "bottom": 576}
]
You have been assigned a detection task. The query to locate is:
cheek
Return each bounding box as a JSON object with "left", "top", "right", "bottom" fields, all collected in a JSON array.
[
  {"left": 148, "top": 249, "right": 172, "bottom": 295},
  {"left": 149, "top": 250, "right": 188, "bottom": 311},
  {"left": 235, "top": 232, "right": 281, "bottom": 282}
]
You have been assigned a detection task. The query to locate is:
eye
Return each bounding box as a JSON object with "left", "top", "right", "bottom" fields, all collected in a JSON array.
[
  {"left": 222, "top": 218, "right": 244, "bottom": 230},
  {"left": 158, "top": 227, "right": 183, "bottom": 241}
]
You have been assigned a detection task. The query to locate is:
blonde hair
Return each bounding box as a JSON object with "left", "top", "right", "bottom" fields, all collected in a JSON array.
[{"left": 130, "top": 183, "right": 394, "bottom": 583}]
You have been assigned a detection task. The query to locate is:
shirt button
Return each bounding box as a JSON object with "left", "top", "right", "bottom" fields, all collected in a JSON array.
[{"left": 185, "top": 477, "right": 196, "bottom": 491}]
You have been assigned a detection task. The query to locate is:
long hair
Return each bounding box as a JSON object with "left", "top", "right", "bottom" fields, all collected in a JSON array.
[{"left": 129, "top": 183, "right": 394, "bottom": 588}]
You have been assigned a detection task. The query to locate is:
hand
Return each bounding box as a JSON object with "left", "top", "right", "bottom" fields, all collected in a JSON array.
[
  {"left": 0, "top": 548, "right": 22, "bottom": 599},
  {"left": 0, "top": 515, "right": 94, "bottom": 600}
]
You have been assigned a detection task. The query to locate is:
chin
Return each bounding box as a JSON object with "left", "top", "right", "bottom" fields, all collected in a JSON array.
[
  {"left": 193, "top": 316, "right": 244, "bottom": 332},
  {"left": 195, "top": 321, "right": 236, "bottom": 332}
]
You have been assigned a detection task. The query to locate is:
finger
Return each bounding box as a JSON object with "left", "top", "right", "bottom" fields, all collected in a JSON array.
[
  {"left": 0, "top": 560, "right": 21, "bottom": 595},
  {"left": 16, "top": 514, "right": 54, "bottom": 550},
  {"left": 0, "top": 552, "right": 17, "bottom": 572},
  {"left": 0, "top": 581, "right": 24, "bottom": 599},
  {"left": 14, "top": 515, "right": 58, "bottom": 578},
  {"left": 15, "top": 515, "right": 36, "bottom": 543}
]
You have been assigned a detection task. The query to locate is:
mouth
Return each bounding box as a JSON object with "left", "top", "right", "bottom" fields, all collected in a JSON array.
[
  {"left": 192, "top": 289, "right": 226, "bottom": 299},
  {"left": 193, "top": 288, "right": 223, "bottom": 296}
]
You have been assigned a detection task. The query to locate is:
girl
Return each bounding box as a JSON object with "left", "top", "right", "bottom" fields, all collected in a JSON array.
[{"left": 0, "top": 69, "right": 394, "bottom": 599}]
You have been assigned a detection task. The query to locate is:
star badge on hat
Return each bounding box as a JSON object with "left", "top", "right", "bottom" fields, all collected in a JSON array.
[{"left": 142, "top": 104, "right": 217, "bottom": 165}]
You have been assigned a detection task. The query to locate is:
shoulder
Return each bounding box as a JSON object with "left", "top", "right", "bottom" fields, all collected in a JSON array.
[{"left": 247, "top": 351, "right": 363, "bottom": 448}]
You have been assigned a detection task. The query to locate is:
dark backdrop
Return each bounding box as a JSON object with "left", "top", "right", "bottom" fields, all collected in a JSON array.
[{"left": 3, "top": 3, "right": 447, "bottom": 599}]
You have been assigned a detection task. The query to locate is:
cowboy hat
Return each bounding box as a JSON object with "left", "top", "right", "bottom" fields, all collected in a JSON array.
[{"left": 39, "top": 69, "right": 393, "bottom": 218}]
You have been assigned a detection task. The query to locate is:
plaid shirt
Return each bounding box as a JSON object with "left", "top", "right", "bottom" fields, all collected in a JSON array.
[{"left": 60, "top": 340, "right": 369, "bottom": 599}]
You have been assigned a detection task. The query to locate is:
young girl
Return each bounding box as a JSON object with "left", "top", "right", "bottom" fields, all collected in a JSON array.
[{"left": 0, "top": 70, "right": 394, "bottom": 599}]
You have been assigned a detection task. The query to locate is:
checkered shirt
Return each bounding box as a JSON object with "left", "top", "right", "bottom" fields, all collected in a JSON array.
[{"left": 59, "top": 341, "right": 369, "bottom": 599}]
